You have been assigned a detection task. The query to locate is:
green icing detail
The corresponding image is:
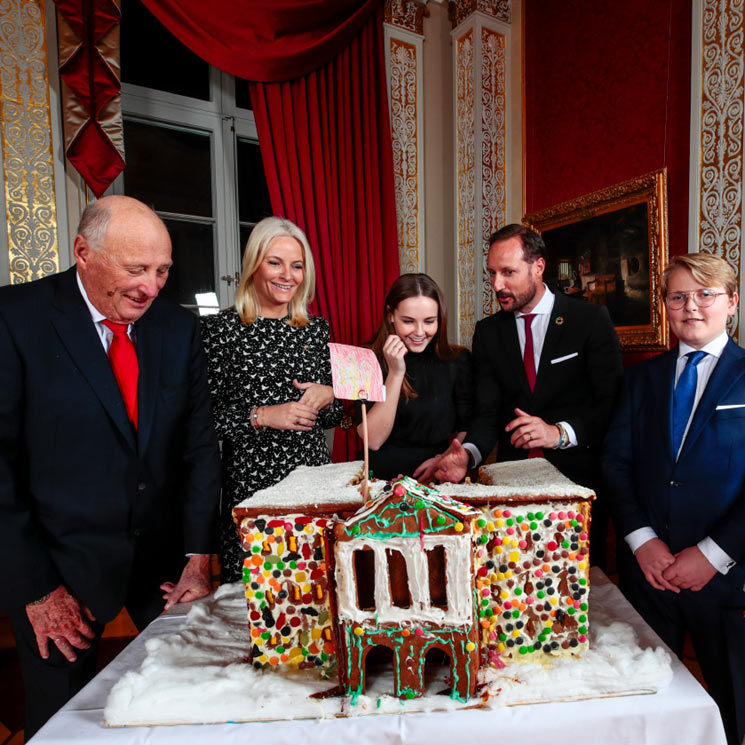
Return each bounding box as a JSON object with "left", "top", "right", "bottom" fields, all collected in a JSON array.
[
  {"left": 579, "top": 614, "right": 587, "bottom": 623},
  {"left": 579, "top": 578, "right": 587, "bottom": 586},
  {"left": 579, "top": 626, "right": 587, "bottom": 634},
  {"left": 580, "top": 603, "right": 588, "bottom": 611},
  {"left": 536, "top": 512, "right": 544, "bottom": 519},
  {"left": 512, "top": 609, "right": 519, "bottom": 618}
]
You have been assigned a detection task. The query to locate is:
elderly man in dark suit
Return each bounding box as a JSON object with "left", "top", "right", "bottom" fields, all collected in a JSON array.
[
  {"left": 435, "top": 223, "right": 623, "bottom": 566},
  {"left": 0, "top": 195, "right": 221, "bottom": 737},
  {"left": 603, "top": 253, "right": 745, "bottom": 745}
]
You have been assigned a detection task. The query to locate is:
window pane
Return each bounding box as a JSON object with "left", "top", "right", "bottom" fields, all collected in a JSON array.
[
  {"left": 121, "top": 0, "right": 210, "bottom": 101},
  {"left": 239, "top": 225, "right": 252, "bottom": 262},
  {"left": 123, "top": 120, "right": 213, "bottom": 217},
  {"left": 353, "top": 548, "right": 376, "bottom": 611},
  {"left": 386, "top": 549, "right": 411, "bottom": 608},
  {"left": 236, "top": 139, "right": 272, "bottom": 223},
  {"left": 235, "top": 79, "right": 253, "bottom": 110},
  {"left": 426, "top": 545, "right": 448, "bottom": 609},
  {"left": 160, "top": 219, "right": 215, "bottom": 307}
]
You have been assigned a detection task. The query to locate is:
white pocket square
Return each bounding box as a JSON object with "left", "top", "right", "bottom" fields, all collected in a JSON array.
[
  {"left": 551, "top": 352, "right": 579, "bottom": 365},
  {"left": 716, "top": 404, "right": 745, "bottom": 410}
]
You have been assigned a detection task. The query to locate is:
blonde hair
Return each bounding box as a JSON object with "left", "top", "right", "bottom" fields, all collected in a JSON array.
[
  {"left": 234, "top": 216, "right": 316, "bottom": 327},
  {"left": 662, "top": 253, "right": 738, "bottom": 297}
]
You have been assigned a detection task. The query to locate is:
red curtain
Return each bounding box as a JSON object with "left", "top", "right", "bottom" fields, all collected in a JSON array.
[
  {"left": 249, "top": 9, "right": 400, "bottom": 460},
  {"left": 139, "top": 0, "right": 380, "bottom": 82},
  {"left": 139, "top": 0, "right": 400, "bottom": 461}
]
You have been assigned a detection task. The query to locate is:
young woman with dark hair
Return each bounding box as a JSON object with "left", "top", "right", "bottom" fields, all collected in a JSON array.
[{"left": 357, "top": 273, "right": 472, "bottom": 481}]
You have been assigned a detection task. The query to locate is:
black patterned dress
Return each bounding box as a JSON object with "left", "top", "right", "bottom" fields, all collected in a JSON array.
[{"left": 200, "top": 309, "right": 343, "bottom": 583}]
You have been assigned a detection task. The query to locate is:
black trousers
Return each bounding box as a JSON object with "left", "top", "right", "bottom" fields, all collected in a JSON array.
[{"left": 618, "top": 548, "right": 745, "bottom": 745}]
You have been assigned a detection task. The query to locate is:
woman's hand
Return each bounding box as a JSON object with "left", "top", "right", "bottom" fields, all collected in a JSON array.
[
  {"left": 382, "top": 334, "right": 407, "bottom": 378},
  {"left": 260, "top": 401, "right": 319, "bottom": 431},
  {"left": 293, "top": 380, "right": 334, "bottom": 411}
]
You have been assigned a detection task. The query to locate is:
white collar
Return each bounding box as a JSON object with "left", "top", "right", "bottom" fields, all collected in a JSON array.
[{"left": 677, "top": 331, "right": 729, "bottom": 360}]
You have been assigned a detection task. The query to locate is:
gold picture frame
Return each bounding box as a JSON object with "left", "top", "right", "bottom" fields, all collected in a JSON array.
[{"left": 524, "top": 168, "right": 670, "bottom": 352}]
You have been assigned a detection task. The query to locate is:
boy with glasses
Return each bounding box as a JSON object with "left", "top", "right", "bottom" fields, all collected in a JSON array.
[{"left": 603, "top": 253, "right": 745, "bottom": 745}]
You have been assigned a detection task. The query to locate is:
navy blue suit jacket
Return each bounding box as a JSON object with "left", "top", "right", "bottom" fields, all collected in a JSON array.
[
  {"left": 603, "top": 339, "right": 745, "bottom": 566},
  {"left": 0, "top": 267, "right": 221, "bottom": 621}
]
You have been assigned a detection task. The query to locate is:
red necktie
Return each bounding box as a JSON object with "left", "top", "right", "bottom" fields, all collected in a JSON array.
[
  {"left": 522, "top": 314, "right": 537, "bottom": 391},
  {"left": 102, "top": 320, "right": 138, "bottom": 429},
  {"left": 521, "top": 314, "right": 542, "bottom": 458}
]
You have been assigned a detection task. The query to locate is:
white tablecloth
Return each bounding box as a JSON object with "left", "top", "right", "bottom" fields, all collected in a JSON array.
[{"left": 28, "top": 569, "right": 728, "bottom": 745}]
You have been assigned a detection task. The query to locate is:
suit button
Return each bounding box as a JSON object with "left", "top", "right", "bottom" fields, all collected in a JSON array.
[
  {"left": 133, "top": 528, "right": 141, "bottom": 537},
  {"left": 138, "top": 482, "right": 146, "bottom": 491},
  {"left": 669, "top": 480, "right": 679, "bottom": 487}
]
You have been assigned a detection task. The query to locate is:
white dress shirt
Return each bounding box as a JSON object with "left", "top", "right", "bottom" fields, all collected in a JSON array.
[
  {"left": 465, "top": 284, "right": 577, "bottom": 467},
  {"left": 625, "top": 331, "right": 735, "bottom": 574}
]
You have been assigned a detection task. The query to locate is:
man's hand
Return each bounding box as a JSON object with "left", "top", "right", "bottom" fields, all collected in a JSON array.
[
  {"left": 25, "top": 585, "right": 96, "bottom": 662},
  {"left": 635, "top": 538, "right": 679, "bottom": 592},
  {"left": 413, "top": 453, "right": 442, "bottom": 483},
  {"left": 434, "top": 439, "right": 469, "bottom": 483},
  {"left": 505, "top": 408, "right": 560, "bottom": 450},
  {"left": 160, "top": 554, "right": 213, "bottom": 610},
  {"left": 662, "top": 546, "right": 717, "bottom": 591},
  {"left": 293, "top": 379, "right": 334, "bottom": 412}
]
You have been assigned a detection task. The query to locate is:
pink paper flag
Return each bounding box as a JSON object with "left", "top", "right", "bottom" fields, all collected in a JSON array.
[{"left": 328, "top": 343, "right": 385, "bottom": 402}]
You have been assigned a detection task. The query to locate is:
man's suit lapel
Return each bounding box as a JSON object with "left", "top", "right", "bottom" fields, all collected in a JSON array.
[
  {"left": 533, "top": 291, "right": 568, "bottom": 400},
  {"left": 51, "top": 267, "right": 137, "bottom": 450},
  {"left": 678, "top": 339, "right": 745, "bottom": 460},
  {"left": 134, "top": 309, "right": 162, "bottom": 455},
  {"left": 647, "top": 348, "right": 677, "bottom": 462}
]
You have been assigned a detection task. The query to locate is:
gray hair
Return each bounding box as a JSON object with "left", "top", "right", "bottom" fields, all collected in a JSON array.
[{"left": 77, "top": 200, "right": 112, "bottom": 251}]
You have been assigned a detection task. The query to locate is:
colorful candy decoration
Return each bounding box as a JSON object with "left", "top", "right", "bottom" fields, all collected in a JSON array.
[
  {"left": 471, "top": 503, "right": 591, "bottom": 659},
  {"left": 238, "top": 514, "right": 336, "bottom": 674}
]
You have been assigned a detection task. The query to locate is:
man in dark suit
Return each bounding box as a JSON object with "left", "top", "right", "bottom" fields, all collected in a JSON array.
[
  {"left": 0, "top": 195, "right": 221, "bottom": 737},
  {"left": 603, "top": 253, "right": 745, "bottom": 745},
  {"left": 435, "top": 223, "right": 622, "bottom": 565}
]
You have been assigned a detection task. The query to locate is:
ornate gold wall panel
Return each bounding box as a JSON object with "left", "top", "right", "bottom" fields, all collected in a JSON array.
[
  {"left": 454, "top": 19, "right": 508, "bottom": 344},
  {"left": 697, "top": 0, "right": 744, "bottom": 339},
  {"left": 388, "top": 36, "right": 422, "bottom": 274},
  {"left": 0, "top": 0, "right": 59, "bottom": 284},
  {"left": 455, "top": 28, "right": 476, "bottom": 344},
  {"left": 449, "top": 0, "right": 511, "bottom": 28},
  {"left": 385, "top": 0, "right": 428, "bottom": 34},
  {"left": 480, "top": 26, "right": 506, "bottom": 318}
]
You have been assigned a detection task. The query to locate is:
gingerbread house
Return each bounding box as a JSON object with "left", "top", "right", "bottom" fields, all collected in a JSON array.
[
  {"left": 330, "top": 477, "right": 481, "bottom": 702},
  {"left": 231, "top": 459, "right": 594, "bottom": 703}
]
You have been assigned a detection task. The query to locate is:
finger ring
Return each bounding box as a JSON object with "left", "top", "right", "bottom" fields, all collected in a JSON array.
[{"left": 527, "top": 433, "right": 532, "bottom": 441}]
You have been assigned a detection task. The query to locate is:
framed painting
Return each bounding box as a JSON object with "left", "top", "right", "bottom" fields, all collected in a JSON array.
[{"left": 524, "top": 168, "right": 670, "bottom": 351}]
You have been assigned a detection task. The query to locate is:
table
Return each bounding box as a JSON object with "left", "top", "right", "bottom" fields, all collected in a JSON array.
[{"left": 29, "top": 570, "right": 728, "bottom": 745}]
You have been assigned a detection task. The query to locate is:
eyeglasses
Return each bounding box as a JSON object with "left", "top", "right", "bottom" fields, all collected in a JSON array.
[{"left": 664, "top": 289, "right": 728, "bottom": 309}]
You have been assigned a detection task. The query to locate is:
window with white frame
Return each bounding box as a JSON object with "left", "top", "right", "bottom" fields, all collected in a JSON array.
[{"left": 116, "top": 0, "right": 272, "bottom": 314}]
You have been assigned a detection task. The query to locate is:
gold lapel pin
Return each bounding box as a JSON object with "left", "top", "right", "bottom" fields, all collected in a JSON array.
[{"left": 555, "top": 316, "right": 565, "bottom": 326}]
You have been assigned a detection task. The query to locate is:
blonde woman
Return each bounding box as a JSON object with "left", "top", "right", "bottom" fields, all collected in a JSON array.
[{"left": 201, "top": 217, "right": 343, "bottom": 582}]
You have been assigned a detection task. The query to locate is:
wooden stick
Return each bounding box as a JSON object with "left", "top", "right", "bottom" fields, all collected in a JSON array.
[{"left": 360, "top": 400, "right": 369, "bottom": 498}]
